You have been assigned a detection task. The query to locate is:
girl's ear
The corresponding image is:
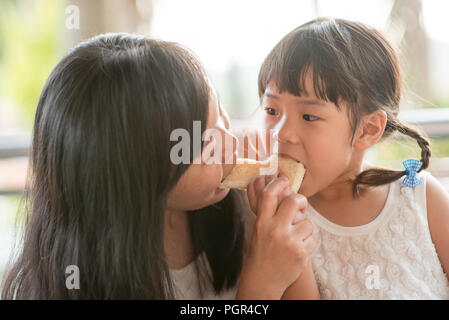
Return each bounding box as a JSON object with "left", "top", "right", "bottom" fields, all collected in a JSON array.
[{"left": 353, "top": 110, "right": 387, "bottom": 150}]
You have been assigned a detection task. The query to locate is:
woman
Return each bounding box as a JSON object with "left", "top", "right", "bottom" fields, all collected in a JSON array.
[{"left": 1, "top": 33, "right": 316, "bottom": 299}]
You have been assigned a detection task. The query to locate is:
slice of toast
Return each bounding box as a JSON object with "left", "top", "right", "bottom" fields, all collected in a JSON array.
[
  {"left": 277, "top": 157, "right": 306, "bottom": 193},
  {"left": 219, "top": 156, "right": 305, "bottom": 193}
]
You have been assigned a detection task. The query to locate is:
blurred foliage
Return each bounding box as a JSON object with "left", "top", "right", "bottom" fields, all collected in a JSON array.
[
  {"left": 375, "top": 136, "right": 449, "bottom": 168},
  {"left": 0, "top": 0, "right": 64, "bottom": 130},
  {"left": 433, "top": 138, "right": 449, "bottom": 156},
  {"left": 432, "top": 97, "right": 449, "bottom": 109},
  {"left": 0, "top": 195, "right": 22, "bottom": 224},
  {"left": 0, "top": 0, "right": 447, "bottom": 167}
]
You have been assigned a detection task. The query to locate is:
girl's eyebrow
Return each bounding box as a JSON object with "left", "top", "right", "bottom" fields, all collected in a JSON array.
[
  {"left": 294, "top": 99, "right": 328, "bottom": 107},
  {"left": 264, "top": 92, "right": 280, "bottom": 100},
  {"left": 264, "top": 92, "right": 327, "bottom": 107}
]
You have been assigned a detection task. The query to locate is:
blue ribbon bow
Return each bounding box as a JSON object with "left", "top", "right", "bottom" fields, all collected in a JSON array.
[{"left": 402, "top": 159, "right": 423, "bottom": 188}]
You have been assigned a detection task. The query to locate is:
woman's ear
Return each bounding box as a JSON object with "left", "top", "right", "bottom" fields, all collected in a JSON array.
[{"left": 353, "top": 110, "right": 387, "bottom": 150}]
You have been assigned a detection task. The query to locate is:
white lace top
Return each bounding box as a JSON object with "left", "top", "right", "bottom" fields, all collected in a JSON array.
[{"left": 308, "top": 171, "right": 449, "bottom": 299}]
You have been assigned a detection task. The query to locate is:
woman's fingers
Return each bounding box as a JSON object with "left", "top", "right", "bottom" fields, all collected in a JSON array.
[
  {"left": 302, "top": 232, "right": 318, "bottom": 254},
  {"left": 243, "top": 180, "right": 317, "bottom": 296},
  {"left": 247, "top": 175, "right": 266, "bottom": 213},
  {"left": 256, "top": 176, "right": 290, "bottom": 220},
  {"left": 247, "top": 168, "right": 280, "bottom": 213},
  {"left": 293, "top": 218, "right": 315, "bottom": 242},
  {"left": 274, "top": 194, "right": 308, "bottom": 227},
  {"left": 292, "top": 210, "right": 306, "bottom": 225},
  {"left": 290, "top": 220, "right": 317, "bottom": 259},
  {"left": 246, "top": 177, "right": 257, "bottom": 213}
]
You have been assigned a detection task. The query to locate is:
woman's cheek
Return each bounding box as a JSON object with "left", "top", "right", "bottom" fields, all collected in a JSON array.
[{"left": 207, "top": 164, "right": 224, "bottom": 187}]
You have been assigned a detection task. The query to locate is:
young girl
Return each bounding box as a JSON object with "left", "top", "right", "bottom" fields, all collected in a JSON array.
[
  {"left": 250, "top": 18, "right": 449, "bottom": 299},
  {"left": 1, "top": 33, "right": 316, "bottom": 299}
]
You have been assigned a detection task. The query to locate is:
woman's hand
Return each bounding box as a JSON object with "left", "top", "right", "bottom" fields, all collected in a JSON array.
[{"left": 235, "top": 171, "right": 317, "bottom": 299}]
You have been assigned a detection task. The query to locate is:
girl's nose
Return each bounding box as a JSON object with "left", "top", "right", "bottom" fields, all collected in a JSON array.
[{"left": 277, "top": 120, "right": 301, "bottom": 145}]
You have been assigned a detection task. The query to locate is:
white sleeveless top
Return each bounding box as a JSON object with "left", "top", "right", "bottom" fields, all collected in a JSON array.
[
  {"left": 308, "top": 171, "right": 449, "bottom": 299},
  {"left": 169, "top": 191, "right": 256, "bottom": 300},
  {"left": 170, "top": 252, "right": 238, "bottom": 299}
]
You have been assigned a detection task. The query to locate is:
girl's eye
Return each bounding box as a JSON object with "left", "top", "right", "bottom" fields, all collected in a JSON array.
[
  {"left": 264, "top": 107, "right": 278, "bottom": 116},
  {"left": 303, "top": 114, "right": 319, "bottom": 122}
]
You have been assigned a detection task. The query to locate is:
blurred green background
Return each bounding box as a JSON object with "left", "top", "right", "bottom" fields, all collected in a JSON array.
[
  {"left": 1, "top": 0, "right": 449, "bottom": 283},
  {"left": 0, "top": 0, "right": 64, "bottom": 129}
]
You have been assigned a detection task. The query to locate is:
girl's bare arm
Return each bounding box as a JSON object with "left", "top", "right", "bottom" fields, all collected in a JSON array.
[{"left": 281, "top": 257, "right": 320, "bottom": 300}]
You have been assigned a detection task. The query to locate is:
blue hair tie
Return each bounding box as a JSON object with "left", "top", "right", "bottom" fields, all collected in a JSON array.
[{"left": 402, "top": 159, "right": 423, "bottom": 188}]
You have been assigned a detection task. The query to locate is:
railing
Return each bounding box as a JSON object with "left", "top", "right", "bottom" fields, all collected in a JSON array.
[
  {"left": 398, "top": 108, "right": 449, "bottom": 191},
  {"left": 398, "top": 108, "right": 449, "bottom": 138},
  {"left": 0, "top": 133, "right": 29, "bottom": 195},
  {"left": 0, "top": 133, "right": 29, "bottom": 159},
  {"left": 1, "top": 108, "right": 449, "bottom": 196}
]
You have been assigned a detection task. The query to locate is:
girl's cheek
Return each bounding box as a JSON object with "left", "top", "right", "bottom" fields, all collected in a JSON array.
[
  {"left": 264, "top": 115, "right": 280, "bottom": 132},
  {"left": 263, "top": 120, "right": 273, "bottom": 131}
]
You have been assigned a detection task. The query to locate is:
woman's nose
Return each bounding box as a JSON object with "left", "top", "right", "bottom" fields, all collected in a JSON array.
[
  {"left": 221, "top": 130, "right": 238, "bottom": 178},
  {"left": 221, "top": 130, "right": 238, "bottom": 164}
]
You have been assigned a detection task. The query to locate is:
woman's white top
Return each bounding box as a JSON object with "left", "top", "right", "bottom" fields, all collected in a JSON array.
[
  {"left": 170, "top": 252, "right": 238, "bottom": 299},
  {"left": 169, "top": 191, "right": 256, "bottom": 299},
  {"left": 308, "top": 171, "right": 449, "bottom": 299}
]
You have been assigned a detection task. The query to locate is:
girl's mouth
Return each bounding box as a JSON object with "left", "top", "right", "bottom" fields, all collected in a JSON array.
[{"left": 277, "top": 153, "right": 305, "bottom": 167}]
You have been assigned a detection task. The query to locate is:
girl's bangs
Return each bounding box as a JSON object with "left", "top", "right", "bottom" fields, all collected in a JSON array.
[{"left": 258, "top": 27, "right": 359, "bottom": 109}]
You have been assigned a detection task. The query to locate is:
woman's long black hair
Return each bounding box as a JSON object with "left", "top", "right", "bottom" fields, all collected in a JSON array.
[{"left": 1, "top": 33, "right": 244, "bottom": 299}]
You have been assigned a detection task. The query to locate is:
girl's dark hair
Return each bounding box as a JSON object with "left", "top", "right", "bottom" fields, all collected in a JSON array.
[
  {"left": 258, "top": 17, "right": 431, "bottom": 196},
  {"left": 1, "top": 33, "right": 244, "bottom": 299}
]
